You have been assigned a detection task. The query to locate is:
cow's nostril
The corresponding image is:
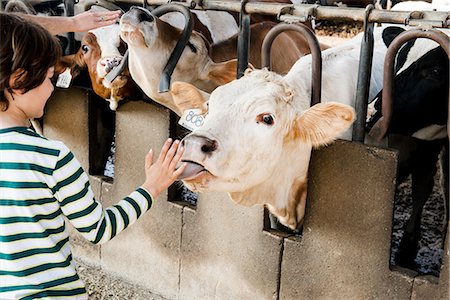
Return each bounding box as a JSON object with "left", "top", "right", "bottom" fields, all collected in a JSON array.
[
  {"left": 138, "top": 11, "right": 154, "bottom": 23},
  {"left": 201, "top": 139, "right": 217, "bottom": 154}
]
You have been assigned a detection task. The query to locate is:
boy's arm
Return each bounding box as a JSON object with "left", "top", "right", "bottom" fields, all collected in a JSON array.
[
  {"left": 51, "top": 140, "right": 184, "bottom": 244},
  {"left": 15, "top": 10, "right": 120, "bottom": 35}
]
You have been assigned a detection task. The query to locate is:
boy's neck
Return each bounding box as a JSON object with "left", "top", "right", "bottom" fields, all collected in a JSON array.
[{"left": 0, "top": 111, "right": 30, "bottom": 130}]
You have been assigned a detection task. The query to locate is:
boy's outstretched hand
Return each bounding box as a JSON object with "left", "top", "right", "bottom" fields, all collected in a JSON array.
[{"left": 141, "top": 139, "right": 186, "bottom": 199}]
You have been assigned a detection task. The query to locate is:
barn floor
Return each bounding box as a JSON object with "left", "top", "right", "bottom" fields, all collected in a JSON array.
[{"left": 76, "top": 259, "right": 168, "bottom": 300}]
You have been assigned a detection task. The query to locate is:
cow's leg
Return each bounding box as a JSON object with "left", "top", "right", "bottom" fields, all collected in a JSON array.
[{"left": 395, "top": 138, "right": 444, "bottom": 271}]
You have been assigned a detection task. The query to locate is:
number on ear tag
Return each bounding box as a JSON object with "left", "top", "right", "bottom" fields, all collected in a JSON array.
[
  {"left": 178, "top": 109, "right": 206, "bottom": 132},
  {"left": 56, "top": 68, "right": 72, "bottom": 88}
]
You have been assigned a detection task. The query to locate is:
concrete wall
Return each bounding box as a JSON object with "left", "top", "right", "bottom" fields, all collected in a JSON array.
[{"left": 43, "top": 87, "right": 449, "bottom": 299}]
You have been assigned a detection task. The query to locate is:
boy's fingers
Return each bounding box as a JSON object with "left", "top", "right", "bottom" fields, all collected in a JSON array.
[
  {"left": 169, "top": 146, "right": 184, "bottom": 171},
  {"left": 157, "top": 138, "right": 173, "bottom": 162},
  {"left": 173, "top": 162, "right": 188, "bottom": 179},
  {"left": 145, "top": 149, "right": 153, "bottom": 169},
  {"left": 164, "top": 140, "right": 180, "bottom": 165}
]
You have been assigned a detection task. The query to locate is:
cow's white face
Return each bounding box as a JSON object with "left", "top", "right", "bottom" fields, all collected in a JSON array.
[
  {"left": 174, "top": 70, "right": 356, "bottom": 229},
  {"left": 120, "top": 7, "right": 158, "bottom": 49},
  {"left": 89, "top": 25, "right": 123, "bottom": 80},
  {"left": 181, "top": 72, "right": 297, "bottom": 193}
]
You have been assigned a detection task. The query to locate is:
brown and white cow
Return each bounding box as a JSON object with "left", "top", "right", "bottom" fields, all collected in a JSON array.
[
  {"left": 59, "top": 23, "right": 141, "bottom": 110},
  {"left": 209, "top": 21, "right": 328, "bottom": 75},
  {"left": 170, "top": 28, "right": 389, "bottom": 230},
  {"left": 120, "top": 6, "right": 327, "bottom": 115}
]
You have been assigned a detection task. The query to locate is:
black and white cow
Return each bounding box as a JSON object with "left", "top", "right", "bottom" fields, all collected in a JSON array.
[{"left": 367, "top": 26, "right": 449, "bottom": 272}]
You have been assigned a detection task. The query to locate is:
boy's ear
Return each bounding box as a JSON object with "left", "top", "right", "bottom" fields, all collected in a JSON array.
[{"left": 9, "top": 68, "right": 28, "bottom": 88}]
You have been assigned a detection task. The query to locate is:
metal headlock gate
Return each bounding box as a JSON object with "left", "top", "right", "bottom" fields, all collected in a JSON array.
[
  {"left": 98, "top": 0, "right": 449, "bottom": 126},
  {"left": 116, "top": 0, "right": 449, "bottom": 27}
]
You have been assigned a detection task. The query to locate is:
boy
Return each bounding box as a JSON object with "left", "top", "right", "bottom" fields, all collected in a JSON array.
[{"left": 0, "top": 12, "right": 186, "bottom": 299}]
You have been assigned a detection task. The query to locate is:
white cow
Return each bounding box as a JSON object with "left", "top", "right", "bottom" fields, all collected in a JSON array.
[{"left": 170, "top": 28, "right": 388, "bottom": 229}]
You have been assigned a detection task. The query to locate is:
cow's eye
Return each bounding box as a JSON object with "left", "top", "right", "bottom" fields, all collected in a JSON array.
[
  {"left": 81, "top": 45, "right": 89, "bottom": 54},
  {"left": 256, "top": 113, "right": 275, "bottom": 126}
]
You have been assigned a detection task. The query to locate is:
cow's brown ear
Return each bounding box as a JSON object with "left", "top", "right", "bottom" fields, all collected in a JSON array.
[
  {"left": 170, "top": 81, "right": 210, "bottom": 114},
  {"left": 207, "top": 59, "right": 254, "bottom": 86},
  {"left": 206, "top": 59, "right": 238, "bottom": 86},
  {"left": 293, "top": 102, "right": 355, "bottom": 147},
  {"left": 55, "top": 54, "right": 85, "bottom": 78}
]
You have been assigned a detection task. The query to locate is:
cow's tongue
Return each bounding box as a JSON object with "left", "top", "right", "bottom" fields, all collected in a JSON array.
[{"left": 178, "top": 161, "right": 205, "bottom": 180}]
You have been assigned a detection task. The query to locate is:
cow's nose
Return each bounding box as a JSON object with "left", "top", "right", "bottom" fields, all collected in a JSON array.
[
  {"left": 107, "top": 59, "right": 120, "bottom": 69},
  {"left": 102, "top": 57, "right": 122, "bottom": 73},
  {"left": 182, "top": 135, "right": 217, "bottom": 155},
  {"left": 200, "top": 138, "right": 217, "bottom": 154}
]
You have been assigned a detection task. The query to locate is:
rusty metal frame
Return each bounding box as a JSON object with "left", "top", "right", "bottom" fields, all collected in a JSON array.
[
  {"left": 368, "top": 29, "right": 450, "bottom": 141},
  {"left": 116, "top": 0, "right": 449, "bottom": 28}
]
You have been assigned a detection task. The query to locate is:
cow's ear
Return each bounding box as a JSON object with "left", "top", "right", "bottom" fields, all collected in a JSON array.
[
  {"left": 207, "top": 59, "right": 238, "bottom": 85},
  {"left": 294, "top": 102, "right": 355, "bottom": 147},
  {"left": 170, "top": 81, "right": 210, "bottom": 114},
  {"left": 207, "top": 59, "right": 254, "bottom": 86},
  {"left": 382, "top": 26, "right": 405, "bottom": 47},
  {"left": 55, "top": 54, "right": 85, "bottom": 78}
]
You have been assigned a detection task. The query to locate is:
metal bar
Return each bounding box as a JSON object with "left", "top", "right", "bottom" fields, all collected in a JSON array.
[
  {"left": 115, "top": 1, "right": 449, "bottom": 28},
  {"left": 352, "top": 5, "right": 374, "bottom": 143},
  {"left": 368, "top": 29, "right": 450, "bottom": 141},
  {"left": 64, "top": 0, "right": 75, "bottom": 54},
  {"left": 237, "top": 0, "right": 250, "bottom": 79},
  {"left": 261, "top": 23, "right": 322, "bottom": 106}
]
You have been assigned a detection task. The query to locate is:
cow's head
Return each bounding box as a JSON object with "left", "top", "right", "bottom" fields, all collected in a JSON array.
[
  {"left": 119, "top": 6, "right": 242, "bottom": 115},
  {"left": 58, "top": 23, "right": 137, "bottom": 110},
  {"left": 367, "top": 26, "right": 449, "bottom": 140},
  {"left": 171, "top": 69, "right": 355, "bottom": 229}
]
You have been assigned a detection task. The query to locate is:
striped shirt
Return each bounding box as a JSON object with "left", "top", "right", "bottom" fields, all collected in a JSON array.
[{"left": 0, "top": 127, "right": 153, "bottom": 299}]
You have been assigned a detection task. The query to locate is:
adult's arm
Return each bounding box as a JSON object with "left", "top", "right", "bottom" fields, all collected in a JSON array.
[{"left": 16, "top": 9, "right": 120, "bottom": 35}]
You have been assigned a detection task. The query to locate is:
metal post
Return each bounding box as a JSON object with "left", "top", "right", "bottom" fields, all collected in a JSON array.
[
  {"left": 64, "top": 0, "right": 75, "bottom": 55},
  {"left": 352, "top": 5, "right": 374, "bottom": 142},
  {"left": 237, "top": 0, "right": 251, "bottom": 79}
]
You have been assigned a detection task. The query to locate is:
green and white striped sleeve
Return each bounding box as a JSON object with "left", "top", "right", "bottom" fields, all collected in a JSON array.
[{"left": 51, "top": 143, "right": 153, "bottom": 244}]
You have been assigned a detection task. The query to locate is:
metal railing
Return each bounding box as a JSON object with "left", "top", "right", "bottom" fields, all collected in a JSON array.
[{"left": 115, "top": 0, "right": 449, "bottom": 28}]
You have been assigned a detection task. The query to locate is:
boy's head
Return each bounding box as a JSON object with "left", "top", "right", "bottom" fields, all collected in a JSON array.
[{"left": 0, "top": 12, "right": 62, "bottom": 111}]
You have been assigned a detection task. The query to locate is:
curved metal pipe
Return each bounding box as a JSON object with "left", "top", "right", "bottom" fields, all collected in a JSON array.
[
  {"left": 261, "top": 23, "right": 322, "bottom": 106},
  {"left": 368, "top": 29, "right": 450, "bottom": 141},
  {"left": 151, "top": 3, "right": 194, "bottom": 92}
]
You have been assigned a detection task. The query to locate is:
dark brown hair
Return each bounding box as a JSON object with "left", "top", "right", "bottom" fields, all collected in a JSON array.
[{"left": 0, "top": 12, "right": 62, "bottom": 111}]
